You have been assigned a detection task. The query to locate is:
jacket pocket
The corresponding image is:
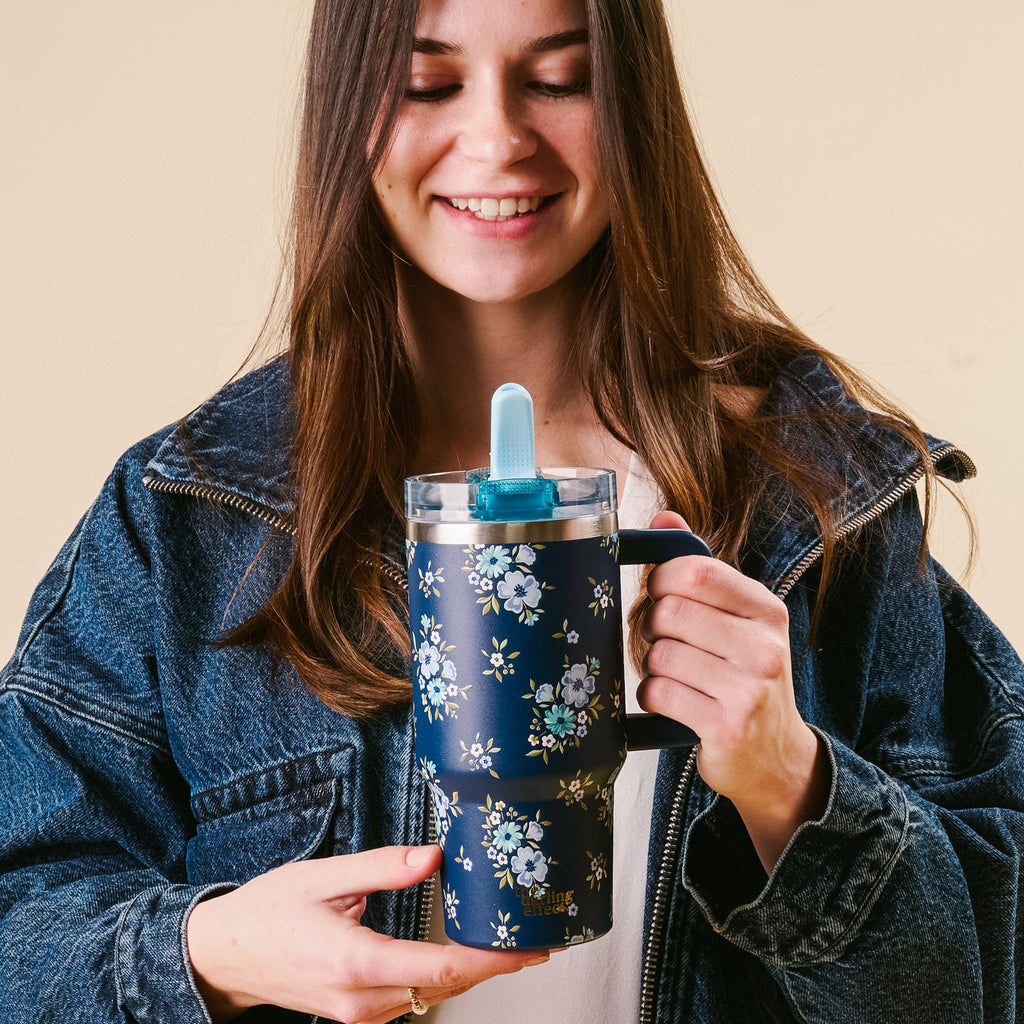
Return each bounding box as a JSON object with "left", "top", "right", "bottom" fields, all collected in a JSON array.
[{"left": 186, "top": 745, "right": 355, "bottom": 885}]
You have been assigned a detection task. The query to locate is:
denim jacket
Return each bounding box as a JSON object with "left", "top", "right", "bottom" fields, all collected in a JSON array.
[{"left": 3, "top": 351, "right": 1022, "bottom": 1024}]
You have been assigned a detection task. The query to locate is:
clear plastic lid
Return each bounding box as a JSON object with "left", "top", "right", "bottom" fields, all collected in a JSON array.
[{"left": 405, "top": 467, "right": 618, "bottom": 524}]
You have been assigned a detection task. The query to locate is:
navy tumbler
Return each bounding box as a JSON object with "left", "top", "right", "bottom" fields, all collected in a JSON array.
[{"left": 405, "top": 466, "right": 709, "bottom": 951}]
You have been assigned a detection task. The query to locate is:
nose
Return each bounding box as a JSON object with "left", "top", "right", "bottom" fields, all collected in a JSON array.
[{"left": 456, "top": 76, "right": 537, "bottom": 167}]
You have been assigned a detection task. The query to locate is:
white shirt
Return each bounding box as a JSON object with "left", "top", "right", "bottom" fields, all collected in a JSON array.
[{"left": 421, "top": 453, "right": 666, "bottom": 1022}]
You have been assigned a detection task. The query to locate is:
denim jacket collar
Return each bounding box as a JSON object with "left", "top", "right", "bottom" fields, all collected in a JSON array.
[{"left": 142, "top": 350, "right": 976, "bottom": 591}]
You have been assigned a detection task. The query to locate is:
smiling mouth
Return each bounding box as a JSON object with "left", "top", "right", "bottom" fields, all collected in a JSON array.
[{"left": 435, "top": 193, "right": 561, "bottom": 221}]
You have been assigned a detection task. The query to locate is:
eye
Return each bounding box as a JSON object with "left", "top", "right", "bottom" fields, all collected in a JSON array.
[{"left": 404, "top": 80, "right": 590, "bottom": 103}]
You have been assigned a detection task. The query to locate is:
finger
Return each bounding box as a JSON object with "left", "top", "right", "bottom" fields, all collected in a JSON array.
[
  {"left": 647, "top": 555, "right": 784, "bottom": 623},
  {"left": 649, "top": 509, "right": 691, "bottom": 532},
  {"left": 640, "top": 593, "right": 751, "bottom": 661},
  {"left": 637, "top": 674, "right": 721, "bottom": 738},
  {"left": 642, "top": 637, "right": 741, "bottom": 701},
  {"left": 296, "top": 844, "right": 442, "bottom": 900},
  {"left": 355, "top": 930, "right": 544, "bottom": 989}
]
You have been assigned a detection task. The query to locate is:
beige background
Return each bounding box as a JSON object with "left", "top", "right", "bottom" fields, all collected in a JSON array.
[{"left": 2, "top": 3, "right": 1021, "bottom": 660}]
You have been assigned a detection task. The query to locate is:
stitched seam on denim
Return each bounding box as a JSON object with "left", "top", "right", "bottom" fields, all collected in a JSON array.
[
  {"left": 784, "top": 782, "right": 911, "bottom": 967},
  {"left": 181, "top": 884, "right": 243, "bottom": 1024},
  {"left": 882, "top": 711, "right": 1024, "bottom": 779},
  {"left": 193, "top": 781, "right": 338, "bottom": 831},
  {"left": 1, "top": 680, "right": 170, "bottom": 755},
  {"left": 113, "top": 887, "right": 147, "bottom": 1013},
  {"left": 9, "top": 528, "right": 85, "bottom": 677},
  {"left": 947, "top": 607, "right": 1024, "bottom": 714},
  {"left": 190, "top": 746, "right": 352, "bottom": 812},
  {"left": 7, "top": 667, "right": 165, "bottom": 745}
]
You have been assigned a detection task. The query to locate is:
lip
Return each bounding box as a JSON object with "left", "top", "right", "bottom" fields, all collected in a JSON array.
[{"left": 433, "top": 193, "right": 563, "bottom": 238}]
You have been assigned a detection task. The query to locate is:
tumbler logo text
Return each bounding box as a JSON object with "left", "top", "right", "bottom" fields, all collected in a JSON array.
[{"left": 515, "top": 885, "right": 575, "bottom": 915}]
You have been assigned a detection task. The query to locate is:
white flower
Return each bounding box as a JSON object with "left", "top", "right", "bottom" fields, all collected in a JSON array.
[
  {"left": 430, "top": 629, "right": 440, "bottom": 644},
  {"left": 487, "top": 846, "right": 498, "bottom": 860},
  {"left": 489, "top": 811, "right": 502, "bottom": 825},
  {"left": 511, "top": 847, "right": 549, "bottom": 887},
  {"left": 480, "top": 578, "right": 493, "bottom": 591},
  {"left": 516, "top": 544, "right": 536, "bottom": 565},
  {"left": 573, "top": 789, "right": 584, "bottom": 801},
  {"left": 526, "top": 820, "right": 544, "bottom": 841},
  {"left": 471, "top": 742, "right": 484, "bottom": 757},
  {"left": 566, "top": 630, "right": 579, "bottom": 644},
  {"left": 479, "top": 755, "right": 492, "bottom": 769},
  {"left": 468, "top": 571, "right": 480, "bottom": 585},
  {"left": 595, "top": 866, "right": 604, "bottom": 881},
  {"left": 528, "top": 734, "right": 539, "bottom": 746},
  {"left": 568, "top": 902, "right": 578, "bottom": 917},
  {"left": 535, "top": 683, "right": 554, "bottom": 704},
  {"left": 541, "top": 734, "right": 555, "bottom": 748},
  {"left": 577, "top": 711, "right": 587, "bottom": 724},
  {"left": 496, "top": 924, "right": 508, "bottom": 939},
  {"left": 496, "top": 571, "right": 542, "bottom": 614},
  {"left": 593, "top": 584, "right": 604, "bottom": 599},
  {"left": 600, "top": 594, "right": 609, "bottom": 609},
  {"left": 446, "top": 683, "right": 458, "bottom": 696},
  {"left": 577, "top": 724, "right": 588, "bottom": 737},
  {"left": 568, "top": 779, "right": 581, "bottom": 792},
  {"left": 423, "top": 571, "right": 435, "bottom": 586},
  {"left": 490, "top": 652, "right": 505, "bottom": 667},
  {"left": 497, "top": 852, "right": 508, "bottom": 866},
  {"left": 441, "top": 660, "right": 457, "bottom": 681},
  {"left": 418, "top": 643, "right": 441, "bottom": 678},
  {"left": 463, "top": 858, "right": 473, "bottom": 871},
  {"left": 591, "top": 857, "right": 599, "bottom": 871}
]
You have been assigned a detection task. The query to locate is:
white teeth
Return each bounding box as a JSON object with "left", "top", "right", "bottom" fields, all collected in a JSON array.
[{"left": 446, "top": 194, "right": 545, "bottom": 220}]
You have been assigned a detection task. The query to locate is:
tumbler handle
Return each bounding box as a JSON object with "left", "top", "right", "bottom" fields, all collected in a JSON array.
[{"left": 619, "top": 528, "right": 711, "bottom": 751}]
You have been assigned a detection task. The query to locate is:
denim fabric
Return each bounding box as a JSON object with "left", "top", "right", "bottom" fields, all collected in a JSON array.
[{"left": 2, "top": 350, "right": 1021, "bottom": 1023}]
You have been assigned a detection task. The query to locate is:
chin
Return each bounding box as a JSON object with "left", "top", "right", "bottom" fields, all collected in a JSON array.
[{"left": 436, "top": 266, "right": 566, "bottom": 305}]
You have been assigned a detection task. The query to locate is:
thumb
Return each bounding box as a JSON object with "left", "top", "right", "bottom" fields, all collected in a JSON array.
[
  {"left": 649, "top": 509, "right": 691, "bottom": 532},
  {"left": 297, "top": 844, "right": 442, "bottom": 901}
]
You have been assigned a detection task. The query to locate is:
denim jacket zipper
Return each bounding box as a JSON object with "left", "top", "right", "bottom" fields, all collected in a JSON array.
[{"left": 144, "top": 440, "right": 973, "bottom": 1023}]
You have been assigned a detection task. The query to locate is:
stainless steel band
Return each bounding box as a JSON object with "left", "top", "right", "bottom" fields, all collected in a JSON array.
[{"left": 406, "top": 511, "right": 618, "bottom": 545}]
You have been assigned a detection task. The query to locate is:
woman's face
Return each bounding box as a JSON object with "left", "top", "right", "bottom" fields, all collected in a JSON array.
[{"left": 372, "top": 0, "right": 610, "bottom": 303}]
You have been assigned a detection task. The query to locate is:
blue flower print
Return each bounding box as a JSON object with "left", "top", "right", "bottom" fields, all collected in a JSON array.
[
  {"left": 515, "top": 544, "right": 536, "bottom": 565},
  {"left": 511, "top": 847, "right": 548, "bottom": 887},
  {"left": 419, "top": 757, "right": 463, "bottom": 851},
  {"left": 544, "top": 704, "right": 577, "bottom": 737},
  {"left": 493, "top": 820, "right": 524, "bottom": 854},
  {"left": 415, "top": 615, "right": 470, "bottom": 724},
  {"left": 561, "top": 662, "right": 596, "bottom": 708},
  {"left": 425, "top": 678, "right": 447, "bottom": 707},
  {"left": 418, "top": 642, "right": 441, "bottom": 678},
  {"left": 463, "top": 543, "right": 551, "bottom": 620},
  {"left": 497, "top": 570, "right": 541, "bottom": 614},
  {"left": 475, "top": 545, "right": 511, "bottom": 578},
  {"left": 477, "top": 795, "right": 558, "bottom": 897},
  {"left": 523, "top": 654, "right": 604, "bottom": 763}
]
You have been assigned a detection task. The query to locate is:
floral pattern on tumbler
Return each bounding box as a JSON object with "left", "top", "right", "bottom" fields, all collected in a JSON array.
[
  {"left": 462, "top": 543, "right": 553, "bottom": 625},
  {"left": 419, "top": 757, "right": 463, "bottom": 850},
  {"left": 478, "top": 795, "right": 558, "bottom": 897},
  {"left": 523, "top": 655, "right": 605, "bottom": 763},
  {"left": 458, "top": 733, "right": 501, "bottom": 777},
  {"left": 482, "top": 636, "right": 519, "bottom": 682},
  {"left": 414, "top": 614, "right": 471, "bottom": 724}
]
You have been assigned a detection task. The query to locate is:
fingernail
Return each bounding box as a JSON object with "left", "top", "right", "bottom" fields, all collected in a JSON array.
[
  {"left": 524, "top": 954, "right": 549, "bottom": 966},
  {"left": 406, "top": 845, "right": 436, "bottom": 867}
]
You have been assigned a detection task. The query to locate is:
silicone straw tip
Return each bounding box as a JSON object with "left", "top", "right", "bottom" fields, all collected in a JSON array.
[{"left": 490, "top": 382, "right": 536, "bottom": 481}]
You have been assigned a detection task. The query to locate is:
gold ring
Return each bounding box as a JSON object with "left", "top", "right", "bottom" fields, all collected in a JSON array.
[{"left": 408, "top": 987, "right": 429, "bottom": 1015}]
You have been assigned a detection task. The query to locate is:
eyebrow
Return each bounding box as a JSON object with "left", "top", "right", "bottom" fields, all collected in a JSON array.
[{"left": 411, "top": 27, "right": 589, "bottom": 58}]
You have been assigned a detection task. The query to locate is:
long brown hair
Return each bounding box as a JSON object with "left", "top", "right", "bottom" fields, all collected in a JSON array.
[{"left": 213, "top": 0, "right": 975, "bottom": 720}]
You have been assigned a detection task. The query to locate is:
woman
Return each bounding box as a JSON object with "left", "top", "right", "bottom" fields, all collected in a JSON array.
[{"left": 2, "top": 0, "right": 1021, "bottom": 1021}]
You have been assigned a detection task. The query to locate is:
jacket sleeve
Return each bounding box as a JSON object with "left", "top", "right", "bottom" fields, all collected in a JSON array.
[
  {"left": 679, "top": 486, "right": 1024, "bottom": 1023},
  {"left": 0, "top": 445, "right": 237, "bottom": 1023}
]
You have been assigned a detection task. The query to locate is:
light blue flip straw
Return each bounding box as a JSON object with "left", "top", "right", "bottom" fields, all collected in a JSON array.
[{"left": 475, "top": 383, "right": 557, "bottom": 520}]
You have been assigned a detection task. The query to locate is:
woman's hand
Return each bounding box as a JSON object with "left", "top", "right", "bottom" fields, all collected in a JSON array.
[
  {"left": 186, "top": 844, "right": 554, "bottom": 1023},
  {"left": 637, "top": 511, "right": 831, "bottom": 873}
]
